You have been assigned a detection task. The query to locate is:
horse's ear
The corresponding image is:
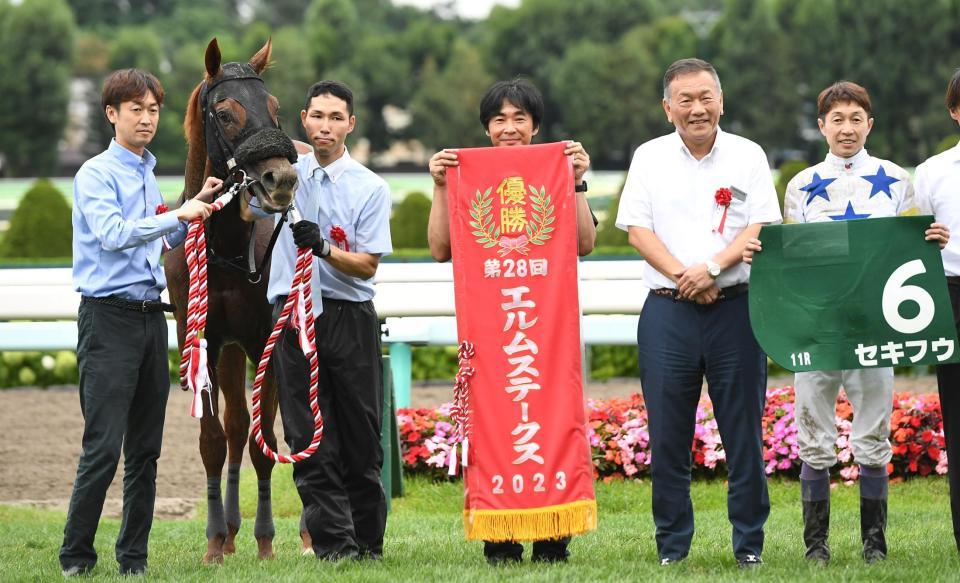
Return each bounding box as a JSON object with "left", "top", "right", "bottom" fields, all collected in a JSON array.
[
  {"left": 249, "top": 38, "right": 272, "bottom": 75},
  {"left": 205, "top": 38, "right": 222, "bottom": 79}
]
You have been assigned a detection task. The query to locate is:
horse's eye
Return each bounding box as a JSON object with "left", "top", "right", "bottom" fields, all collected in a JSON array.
[{"left": 216, "top": 110, "right": 233, "bottom": 123}]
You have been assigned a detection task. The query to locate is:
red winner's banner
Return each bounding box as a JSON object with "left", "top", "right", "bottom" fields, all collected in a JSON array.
[{"left": 448, "top": 142, "right": 597, "bottom": 541}]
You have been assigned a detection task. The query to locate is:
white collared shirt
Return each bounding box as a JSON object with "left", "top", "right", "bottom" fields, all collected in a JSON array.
[
  {"left": 615, "top": 128, "right": 782, "bottom": 290},
  {"left": 916, "top": 139, "right": 960, "bottom": 276},
  {"left": 267, "top": 149, "right": 393, "bottom": 311},
  {"left": 783, "top": 148, "right": 917, "bottom": 225}
]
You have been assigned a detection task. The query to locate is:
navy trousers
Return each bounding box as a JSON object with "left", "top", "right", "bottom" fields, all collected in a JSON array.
[
  {"left": 936, "top": 282, "right": 960, "bottom": 551},
  {"left": 637, "top": 292, "right": 769, "bottom": 560}
]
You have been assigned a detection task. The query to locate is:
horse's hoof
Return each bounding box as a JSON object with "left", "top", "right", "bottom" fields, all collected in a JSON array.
[
  {"left": 203, "top": 535, "right": 225, "bottom": 565},
  {"left": 300, "top": 530, "right": 313, "bottom": 555},
  {"left": 301, "top": 547, "right": 315, "bottom": 557},
  {"left": 223, "top": 526, "right": 239, "bottom": 555},
  {"left": 256, "top": 537, "right": 275, "bottom": 560}
]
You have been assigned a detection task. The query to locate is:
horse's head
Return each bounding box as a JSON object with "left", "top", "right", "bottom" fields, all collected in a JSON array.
[{"left": 193, "top": 38, "right": 298, "bottom": 219}]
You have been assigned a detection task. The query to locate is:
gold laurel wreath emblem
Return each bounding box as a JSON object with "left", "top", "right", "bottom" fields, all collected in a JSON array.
[{"left": 469, "top": 185, "right": 555, "bottom": 256}]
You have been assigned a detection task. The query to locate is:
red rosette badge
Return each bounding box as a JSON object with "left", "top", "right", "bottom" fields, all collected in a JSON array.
[
  {"left": 329, "top": 225, "right": 349, "bottom": 252},
  {"left": 713, "top": 187, "right": 732, "bottom": 234},
  {"left": 156, "top": 203, "right": 169, "bottom": 215}
]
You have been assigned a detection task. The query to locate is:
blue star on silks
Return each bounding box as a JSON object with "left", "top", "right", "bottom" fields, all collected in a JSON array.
[
  {"left": 829, "top": 201, "right": 871, "bottom": 221},
  {"left": 799, "top": 172, "right": 836, "bottom": 205},
  {"left": 861, "top": 165, "right": 900, "bottom": 199}
]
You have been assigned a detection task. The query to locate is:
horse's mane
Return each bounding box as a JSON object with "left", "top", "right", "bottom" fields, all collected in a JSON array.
[{"left": 182, "top": 83, "right": 207, "bottom": 199}]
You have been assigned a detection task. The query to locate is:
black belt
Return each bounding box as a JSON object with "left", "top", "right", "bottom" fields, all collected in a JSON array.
[
  {"left": 82, "top": 295, "right": 175, "bottom": 313},
  {"left": 948, "top": 276, "right": 960, "bottom": 287},
  {"left": 650, "top": 283, "right": 749, "bottom": 303}
]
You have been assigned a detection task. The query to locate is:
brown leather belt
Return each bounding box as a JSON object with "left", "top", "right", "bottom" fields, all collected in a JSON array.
[{"left": 649, "top": 283, "right": 749, "bottom": 303}]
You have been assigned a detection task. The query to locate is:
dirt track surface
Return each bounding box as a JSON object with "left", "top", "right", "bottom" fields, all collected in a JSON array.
[{"left": 0, "top": 375, "right": 938, "bottom": 518}]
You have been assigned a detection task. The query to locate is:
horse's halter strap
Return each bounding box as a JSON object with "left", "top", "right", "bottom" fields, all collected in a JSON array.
[
  {"left": 196, "top": 62, "right": 297, "bottom": 284},
  {"left": 198, "top": 63, "right": 272, "bottom": 177}
]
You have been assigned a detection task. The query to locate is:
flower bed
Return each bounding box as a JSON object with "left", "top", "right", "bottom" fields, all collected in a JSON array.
[{"left": 396, "top": 387, "right": 946, "bottom": 482}]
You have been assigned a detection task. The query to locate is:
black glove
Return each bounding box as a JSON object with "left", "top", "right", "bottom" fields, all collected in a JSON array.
[{"left": 291, "top": 220, "right": 331, "bottom": 257}]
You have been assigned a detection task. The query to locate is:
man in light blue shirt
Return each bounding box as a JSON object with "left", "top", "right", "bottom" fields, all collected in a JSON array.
[
  {"left": 269, "top": 80, "right": 392, "bottom": 561},
  {"left": 61, "top": 69, "right": 220, "bottom": 577}
]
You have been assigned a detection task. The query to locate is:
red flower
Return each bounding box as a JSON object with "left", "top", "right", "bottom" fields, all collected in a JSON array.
[
  {"left": 714, "top": 187, "right": 732, "bottom": 206},
  {"left": 155, "top": 203, "right": 169, "bottom": 214}
]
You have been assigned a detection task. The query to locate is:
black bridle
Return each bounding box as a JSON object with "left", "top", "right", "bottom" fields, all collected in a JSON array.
[{"left": 197, "top": 62, "right": 298, "bottom": 284}]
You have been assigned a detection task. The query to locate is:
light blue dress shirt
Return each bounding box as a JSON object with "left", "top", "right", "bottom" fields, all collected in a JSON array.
[
  {"left": 72, "top": 139, "right": 187, "bottom": 300},
  {"left": 267, "top": 149, "right": 393, "bottom": 311}
]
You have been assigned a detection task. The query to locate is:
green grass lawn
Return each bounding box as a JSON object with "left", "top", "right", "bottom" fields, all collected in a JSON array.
[{"left": 1, "top": 471, "right": 957, "bottom": 581}]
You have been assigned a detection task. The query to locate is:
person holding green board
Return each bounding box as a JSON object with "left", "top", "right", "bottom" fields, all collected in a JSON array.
[{"left": 745, "top": 81, "right": 949, "bottom": 565}]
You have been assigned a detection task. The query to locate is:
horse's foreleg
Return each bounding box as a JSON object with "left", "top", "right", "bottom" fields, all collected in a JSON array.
[
  {"left": 218, "top": 344, "right": 251, "bottom": 556},
  {"left": 198, "top": 387, "right": 228, "bottom": 565},
  {"left": 248, "top": 361, "right": 278, "bottom": 560}
]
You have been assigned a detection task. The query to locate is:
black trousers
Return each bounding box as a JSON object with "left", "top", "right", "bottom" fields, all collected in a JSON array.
[
  {"left": 274, "top": 297, "right": 386, "bottom": 558},
  {"left": 59, "top": 300, "right": 170, "bottom": 572},
  {"left": 937, "top": 283, "right": 960, "bottom": 551},
  {"left": 636, "top": 292, "right": 770, "bottom": 560}
]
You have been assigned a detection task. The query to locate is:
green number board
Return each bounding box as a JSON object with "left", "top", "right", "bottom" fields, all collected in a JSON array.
[{"left": 749, "top": 215, "right": 960, "bottom": 372}]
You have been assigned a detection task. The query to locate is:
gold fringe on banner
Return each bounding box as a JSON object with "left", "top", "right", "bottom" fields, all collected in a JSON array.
[{"left": 463, "top": 499, "right": 598, "bottom": 541}]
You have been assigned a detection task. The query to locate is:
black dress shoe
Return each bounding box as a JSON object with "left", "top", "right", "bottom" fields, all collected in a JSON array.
[
  {"left": 531, "top": 552, "right": 568, "bottom": 564},
  {"left": 61, "top": 564, "right": 93, "bottom": 577},
  {"left": 737, "top": 554, "right": 763, "bottom": 569},
  {"left": 486, "top": 553, "right": 522, "bottom": 566},
  {"left": 118, "top": 564, "right": 146, "bottom": 576}
]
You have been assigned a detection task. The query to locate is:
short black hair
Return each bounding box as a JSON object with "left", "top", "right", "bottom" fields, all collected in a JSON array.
[
  {"left": 303, "top": 80, "right": 354, "bottom": 115},
  {"left": 479, "top": 77, "right": 544, "bottom": 130},
  {"left": 947, "top": 68, "right": 960, "bottom": 111}
]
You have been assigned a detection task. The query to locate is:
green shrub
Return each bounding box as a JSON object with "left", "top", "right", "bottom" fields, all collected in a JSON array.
[
  {"left": 0, "top": 350, "right": 78, "bottom": 387},
  {"left": 595, "top": 178, "right": 628, "bottom": 248},
  {"left": 390, "top": 191, "right": 431, "bottom": 249},
  {"left": 0, "top": 178, "right": 72, "bottom": 258},
  {"left": 588, "top": 345, "right": 639, "bottom": 380},
  {"left": 935, "top": 134, "right": 959, "bottom": 155},
  {"left": 776, "top": 160, "right": 809, "bottom": 213}
]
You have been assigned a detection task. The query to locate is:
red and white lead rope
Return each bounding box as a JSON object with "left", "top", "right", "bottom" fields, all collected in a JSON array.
[
  {"left": 180, "top": 188, "right": 238, "bottom": 416},
  {"left": 179, "top": 198, "right": 323, "bottom": 464},
  {"left": 249, "top": 207, "right": 324, "bottom": 463},
  {"left": 447, "top": 340, "right": 475, "bottom": 475}
]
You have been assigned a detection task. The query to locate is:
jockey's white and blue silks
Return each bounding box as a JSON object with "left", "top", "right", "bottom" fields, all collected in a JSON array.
[
  {"left": 784, "top": 148, "right": 920, "bottom": 224},
  {"left": 72, "top": 139, "right": 187, "bottom": 300}
]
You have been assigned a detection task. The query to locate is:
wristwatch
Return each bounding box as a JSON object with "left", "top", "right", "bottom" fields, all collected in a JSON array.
[
  {"left": 705, "top": 260, "right": 721, "bottom": 278},
  {"left": 575, "top": 180, "right": 588, "bottom": 193}
]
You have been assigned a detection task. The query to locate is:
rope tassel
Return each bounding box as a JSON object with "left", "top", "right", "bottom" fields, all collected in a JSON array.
[
  {"left": 448, "top": 341, "right": 475, "bottom": 475},
  {"left": 187, "top": 337, "right": 213, "bottom": 418}
]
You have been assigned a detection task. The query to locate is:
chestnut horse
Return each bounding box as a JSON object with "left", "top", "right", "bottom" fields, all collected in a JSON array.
[{"left": 165, "top": 38, "right": 299, "bottom": 563}]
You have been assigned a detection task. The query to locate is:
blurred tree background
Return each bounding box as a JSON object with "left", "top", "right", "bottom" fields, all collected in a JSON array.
[{"left": 0, "top": 0, "right": 959, "bottom": 177}]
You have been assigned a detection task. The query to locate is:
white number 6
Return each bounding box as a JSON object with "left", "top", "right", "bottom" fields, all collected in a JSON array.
[{"left": 882, "top": 259, "right": 935, "bottom": 334}]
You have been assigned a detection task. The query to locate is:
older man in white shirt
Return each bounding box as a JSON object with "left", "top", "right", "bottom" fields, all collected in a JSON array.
[
  {"left": 915, "top": 67, "right": 960, "bottom": 555},
  {"left": 616, "top": 58, "right": 781, "bottom": 569}
]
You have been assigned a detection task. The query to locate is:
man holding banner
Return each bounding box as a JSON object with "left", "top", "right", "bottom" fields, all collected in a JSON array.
[
  {"left": 616, "top": 58, "right": 781, "bottom": 568},
  {"left": 745, "top": 81, "right": 949, "bottom": 564},
  {"left": 427, "top": 78, "right": 597, "bottom": 564},
  {"left": 915, "top": 68, "right": 960, "bottom": 553}
]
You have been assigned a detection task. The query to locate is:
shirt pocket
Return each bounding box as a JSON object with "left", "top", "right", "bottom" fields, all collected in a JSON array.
[{"left": 723, "top": 198, "right": 749, "bottom": 229}]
